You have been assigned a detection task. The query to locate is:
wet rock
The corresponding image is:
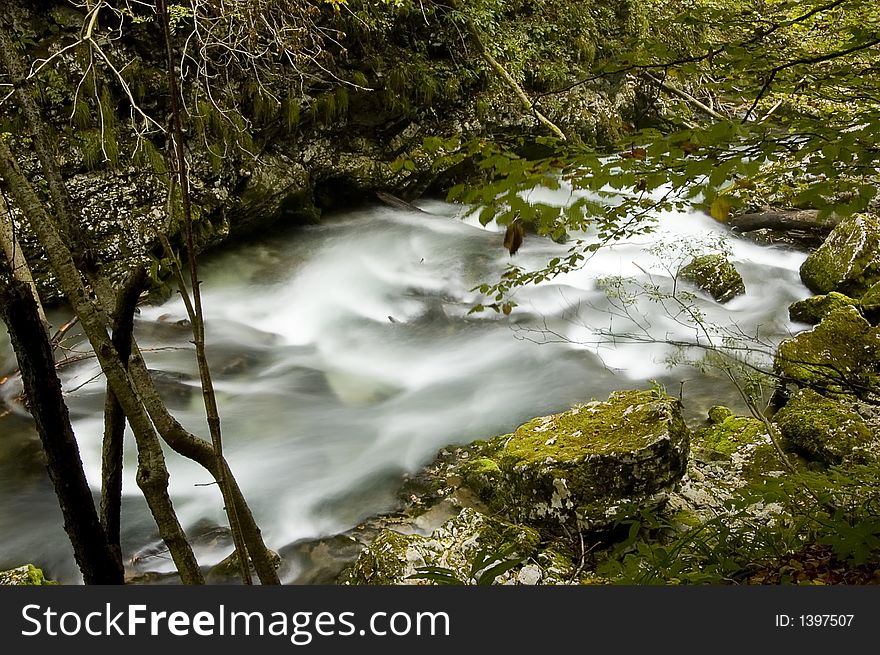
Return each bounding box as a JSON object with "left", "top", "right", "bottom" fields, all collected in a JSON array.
[
  {"left": 0, "top": 564, "right": 55, "bottom": 585},
  {"left": 458, "top": 389, "right": 690, "bottom": 532},
  {"left": 344, "top": 507, "right": 540, "bottom": 585},
  {"left": 206, "top": 548, "right": 282, "bottom": 584},
  {"left": 775, "top": 306, "right": 880, "bottom": 399},
  {"left": 789, "top": 292, "right": 859, "bottom": 325},
  {"left": 680, "top": 254, "right": 746, "bottom": 303},
  {"left": 730, "top": 208, "right": 840, "bottom": 249},
  {"left": 774, "top": 388, "right": 877, "bottom": 465},
  {"left": 800, "top": 213, "right": 880, "bottom": 296}
]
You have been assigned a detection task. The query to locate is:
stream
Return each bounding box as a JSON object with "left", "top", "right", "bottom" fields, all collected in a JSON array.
[{"left": 0, "top": 191, "right": 812, "bottom": 583}]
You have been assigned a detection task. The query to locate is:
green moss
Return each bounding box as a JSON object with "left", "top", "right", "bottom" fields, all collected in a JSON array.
[
  {"left": 680, "top": 254, "right": 746, "bottom": 303},
  {"left": 774, "top": 388, "right": 875, "bottom": 465},
  {"left": 789, "top": 292, "right": 859, "bottom": 325},
  {"left": 707, "top": 405, "right": 734, "bottom": 424},
  {"left": 800, "top": 213, "right": 880, "bottom": 296},
  {"left": 0, "top": 564, "right": 55, "bottom": 586},
  {"left": 860, "top": 281, "right": 880, "bottom": 321},
  {"left": 499, "top": 389, "right": 681, "bottom": 465},
  {"left": 693, "top": 416, "right": 767, "bottom": 459},
  {"left": 346, "top": 530, "right": 417, "bottom": 585},
  {"left": 775, "top": 305, "right": 880, "bottom": 396},
  {"left": 462, "top": 389, "right": 690, "bottom": 531}
]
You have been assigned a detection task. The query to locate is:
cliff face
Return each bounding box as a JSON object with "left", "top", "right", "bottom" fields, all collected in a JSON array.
[{"left": 1, "top": 0, "right": 653, "bottom": 299}]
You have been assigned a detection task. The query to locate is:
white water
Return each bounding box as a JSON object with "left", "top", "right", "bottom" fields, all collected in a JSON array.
[{"left": 0, "top": 193, "right": 812, "bottom": 582}]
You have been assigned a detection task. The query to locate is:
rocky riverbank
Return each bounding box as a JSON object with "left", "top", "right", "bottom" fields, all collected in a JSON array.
[
  {"left": 3, "top": 0, "right": 652, "bottom": 302},
  {"left": 312, "top": 212, "right": 880, "bottom": 586}
]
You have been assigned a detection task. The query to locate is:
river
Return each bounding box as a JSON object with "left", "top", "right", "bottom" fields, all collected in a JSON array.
[{"left": 0, "top": 192, "right": 812, "bottom": 583}]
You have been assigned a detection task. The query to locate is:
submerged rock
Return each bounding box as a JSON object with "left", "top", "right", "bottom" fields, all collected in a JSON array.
[
  {"left": 800, "top": 213, "right": 880, "bottom": 296},
  {"left": 0, "top": 564, "right": 55, "bottom": 585},
  {"left": 459, "top": 389, "right": 690, "bottom": 531},
  {"left": 680, "top": 254, "right": 746, "bottom": 303},
  {"left": 774, "top": 388, "right": 876, "bottom": 465},
  {"left": 789, "top": 292, "right": 859, "bottom": 325}
]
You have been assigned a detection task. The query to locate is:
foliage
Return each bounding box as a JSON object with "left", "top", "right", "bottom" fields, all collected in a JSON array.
[
  {"left": 407, "top": 541, "right": 527, "bottom": 585},
  {"left": 596, "top": 464, "right": 880, "bottom": 584},
  {"left": 429, "top": 0, "right": 879, "bottom": 306}
]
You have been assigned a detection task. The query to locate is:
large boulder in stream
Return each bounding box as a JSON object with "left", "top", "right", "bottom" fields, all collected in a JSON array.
[
  {"left": 788, "top": 292, "right": 859, "bottom": 325},
  {"left": 679, "top": 254, "right": 746, "bottom": 303},
  {"left": 800, "top": 213, "right": 880, "bottom": 296},
  {"left": 775, "top": 306, "right": 880, "bottom": 398},
  {"left": 444, "top": 389, "right": 690, "bottom": 532}
]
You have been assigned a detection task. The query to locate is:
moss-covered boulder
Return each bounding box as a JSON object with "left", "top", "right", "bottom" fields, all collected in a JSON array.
[
  {"left": 460, "top": 389, "right": 690, "bottom": 532},
  {"left": 345, "top": 508, "right": 540, "bottom": 585},
  {"left": 774, "top": 389, "right": 876, "bottom": 465},
  {"left": 800, "top": 213, "right": 880, "bottom": 296},
  {"left": 860, "top": 281, "right": 880, "bottom": 322},
  {"left": 789, "top": 292, "right": 859, "bottom": 325},
  {"left": 775, "top": 306, "right": 880, "bottom": 397},
  {"left": 680, "top": 254, "right": 746, "bottom": 303},
  {"left": 0, "top": 564, "right": 55, "bottom": 585},
  {"left": 693, "top": 413, "right": 768, "bottom": 461}
]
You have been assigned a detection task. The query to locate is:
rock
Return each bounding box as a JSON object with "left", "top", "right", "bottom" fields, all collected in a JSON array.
[
  {"left": 0, "top": 564, "right": 55, "bottom": 585},
  {"left": 693, "top": 414, "right": 768, "bottom": 461},
  {"left": 800, "top": 213, "right": 880, "bottom": 296},
  {"left": 680, "top": 254, "right": 746, "bottom": 303},
  {"left": 206, "top": 548, "right": 282, "bottom": 583},
  {"left": 789, "top": 292, "right": 859, "bottom": 325},
  {"left": 860, "top": 281, "right": 880, "bottom": 323},
  {"left": 345, "top": 507, "right": 540, "bottom": 585},
  {"left": 774, "top": 388, "right": 876, "bottom": 465},
  {"left": 707, "top": 405, "right": 734, "bottom": 424},
  {"left": 460, "top": 389, "right": 690, "bottom": 532},
  {"left": 775, "top": 306, "right": 880, "bottom": 398}
]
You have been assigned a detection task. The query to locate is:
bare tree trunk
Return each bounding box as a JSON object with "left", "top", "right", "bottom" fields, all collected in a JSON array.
[
  {"left": 0, "top": 193, "right": 48, "bottom": 333},
  {"left": 0, "top": 260, "right": 123, "bottom": 584},
  {"left": 0, "top": 139, "right": 204, "bottom": 584},
  {"left": 100, "top": 268, "right": 147, "bottom": 558},
  {"left": 1, "top": 13, "right": 277, "bottom": 585}
]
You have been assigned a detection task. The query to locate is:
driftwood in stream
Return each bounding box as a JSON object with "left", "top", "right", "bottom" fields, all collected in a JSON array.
[{"left": 729, "top": 208, "right": 841, "bottom": 247}]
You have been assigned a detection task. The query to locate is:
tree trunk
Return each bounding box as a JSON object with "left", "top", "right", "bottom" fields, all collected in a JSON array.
[
  {"left": 0, "top": 193, "right": 48, "bottom": 333},
  {"left": 100, "top": 268, "right": 147, "bottom": 558},
  {"left": 0, "top": 138, "right": 205, "bottom": 584},
  {"left": 0, "top": 263, "right": 123, "bottom": 584}
]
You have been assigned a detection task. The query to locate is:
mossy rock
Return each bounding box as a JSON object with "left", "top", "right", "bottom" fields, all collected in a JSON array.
[
  {"left": 462, "top": 389, "right": 690, "bottom": 532},
  {"left": 693, "top": 415, "right": 768, "bottom": 460},
  {"left": 680, "top": 254, "right": 746, "bottom": 303},
  {"left": 789, "top": 292, "right": 859, "bottom": 325},
  {"left": 800, "top": 213, "right": 880, "bottom": 296},
  {"left": 0, "top": 564, "right": 55, "bottom": 586},
  {"left": 774, "top": 388, "right": 876, "bottom": 465},
  {"left": 860, "top": 281, "right": 880, "bottom": 322},
  {"left": 345, "top": 508, "right": 540, "bottom": 585},
  {"left": 775, "top": 306, "right": 880, "bottom": 397}
]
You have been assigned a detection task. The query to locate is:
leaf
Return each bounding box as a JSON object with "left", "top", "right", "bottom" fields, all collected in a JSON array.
[
  {"left": 709, "top": 196, "right": 732, "bottom": 222},
  {"left": 503, "top": 218, "right": 525, "bottom": 255},
  {"left": 407, "top": 567, "right": 465, "bottom": 585}
]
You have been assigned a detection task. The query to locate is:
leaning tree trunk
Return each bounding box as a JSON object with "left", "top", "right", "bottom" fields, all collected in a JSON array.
[
  {"left": 100, "top": 268, "right": 147, "bottom": 559},
  {"left": 0, "top": 260, "right": 123, "bottom": 584},
  {"left": 0, "top": 15, "right": 278, "bottom": 584},
  {"left": 0, "top": 138, "right": 204, "bottom": 584}
]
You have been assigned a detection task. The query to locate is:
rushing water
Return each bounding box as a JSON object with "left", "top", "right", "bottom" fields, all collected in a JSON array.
[{"left": 0, "top": 192, "right": 812, "bottom": 583}]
